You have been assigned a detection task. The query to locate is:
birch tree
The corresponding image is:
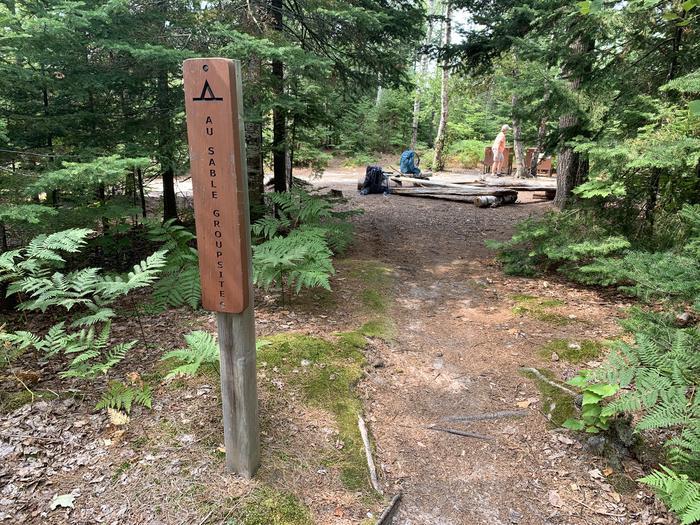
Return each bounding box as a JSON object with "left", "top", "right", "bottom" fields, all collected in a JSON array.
[{"left": 432, "top": 1, "right": 452, "bottom": 172}]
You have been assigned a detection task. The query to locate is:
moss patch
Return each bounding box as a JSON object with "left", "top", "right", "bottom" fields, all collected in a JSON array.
[
  {"left": 512, "top": 294, "right": 571, "bottom": 326},
  {"left": 234, "top": 486, "right": 313, "bottom": 525},
  {"left": 538, "top": 339, "right": 606, "bottom": 363},
  {"left": 359, "top": 319, "right": 395, "bottom": 341},
  {"left": 343, "top": 259, "right": 393, "bottom": 289},
  {"left": 257, "top": 333, "right": 371, "bottom": 492},
  {"left": 609, "top": 472, "right": 639, "bottom": 494},
  {"left": 332, "top": 259, "right": 397, "bottom": 346},
  {"left": 0, "top": 388, "right": 59, "bottom": 414},
  {"left": 520, "top": 368, "right": 577, "bottom": 427},
  {"left": 361, "top": 289, "right": 387, "bottom": 313}
]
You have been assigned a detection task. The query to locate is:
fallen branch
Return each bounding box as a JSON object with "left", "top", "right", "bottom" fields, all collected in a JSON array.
[
  {"left": 376, "top": 493, "right": 402, "bottom": 525},
  {"left": 358, "top": 415, "right": 383, "bottom": 494},
  {"left": 520, "top": 367, "right": 578, "bottom": 396},
  {"left": 390, "top": 175, "right": 467, "bottom": 188},
  {"left": 392, "top": 186, "right": 517, "bottom": 196},
  {"left": 428, "top": 426, "right": 494, "bottom": 441},
  {"left": 443, "top": 410, "right": 528, "bottom": 423}
]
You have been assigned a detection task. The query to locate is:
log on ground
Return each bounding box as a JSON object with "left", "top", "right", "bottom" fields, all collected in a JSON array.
[{"left": 392, "top": 187, "right": 518, "bottom": 197}]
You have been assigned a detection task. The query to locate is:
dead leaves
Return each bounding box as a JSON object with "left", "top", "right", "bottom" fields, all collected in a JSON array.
[
  {"left": 548, "top": 489, "right": 564, "bottom": 508},
  {"left": 515, "top": 397, "right": 538, "bottom": 409},
  {"left": 107, "top": 408, "right": 130, "bottom": 426}
]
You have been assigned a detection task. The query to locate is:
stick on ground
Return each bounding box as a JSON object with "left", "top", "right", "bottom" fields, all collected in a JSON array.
[
  {"left": 443, "top": 410, "right": 528, "bottom": 423},
  {"left": 428, "top": 426, "right": 494, "bottom": 441},
  {"left": 520, "top": 367, "right": 578, "bottom": 397},
  {"left": 358, "top": 415, "right": 383, "bottom": 494},
  {"left": 376, "top": 493, "right": 402, "bottom": 525}
]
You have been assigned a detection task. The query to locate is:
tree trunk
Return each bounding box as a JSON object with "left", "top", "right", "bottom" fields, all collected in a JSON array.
[
  {"left": 410, "top": 74, "right": 421, "bottom": 150},
  {"left": 244, "top": 59, "right": 265, "bottom": 214},
  {"left": 410, "top": 0, "right": 435, "bottom": 150},
  {"left": 157, "top": 69, "right": 178, "bottom": 221},
  {"left": 0, "top": 223, "right": 7, "bottom": 252},
  {"left": 511, "top": 95, "right": 527, "bottom": 178},
  {"left": 271, "top": 0, "right": 286, "bottom": 193},
  {"left": 432, "top": 2, "right": 452, "bottom": 172},
  {"left": 285, "top": 147, "right": 293, "bottom": 190},
  {"left": 136, "top": 167, "right": 147, "bottom": 218},
  {"left": 529, "top": 115, "right": 547, "bottom": 177},
  {"left": 554, "top": 37, "right": 590, "bottom": 209},
  {"left": 243, "top": 2, "right": 265, "bottom": 214},
  {"left": 245, "top": 116, "right": 265, "bottom": 210},
  {"left": 162, "top": 166, "right": 178, "bottom": 221},
  {"left": 98, "top": 183, "right": 109, "bottom": 231},
  {"left": 555, "top": 127, "right": 588, "bottom": 209}
]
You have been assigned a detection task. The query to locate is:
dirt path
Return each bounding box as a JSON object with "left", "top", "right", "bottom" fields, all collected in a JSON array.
[{"left": 320, "top": 171, "right": 664, "bottom": 525}]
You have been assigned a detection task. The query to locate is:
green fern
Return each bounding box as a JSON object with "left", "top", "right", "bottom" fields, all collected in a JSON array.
[
  {"left": 640, "top": 466, "right": 700, "bottom": 525},
  {"left": 146, "top": 219, "right": 202, "bottom": 310},
  {"left": 96, "top": 381, "right": 152, "bottom": 414},
  {"left": 0, "top": 229, "right": 165, "bottom": 379},
  {"left": 161, "top": 331, "right": 270, "bottom": 379},
  {"left": 161, "top": 330, "right": 219, "bottom": 379},
  {"left": 253, "top": 226, "right": 335, "bottom": 294}
]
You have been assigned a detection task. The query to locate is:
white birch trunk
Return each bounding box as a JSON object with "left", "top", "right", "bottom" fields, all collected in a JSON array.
[
  {"left": 432, "top": 1, "right": 451, "bottom": 172},
  {"left": 410, "top": 0, "right": 435, "bottom": 150}
]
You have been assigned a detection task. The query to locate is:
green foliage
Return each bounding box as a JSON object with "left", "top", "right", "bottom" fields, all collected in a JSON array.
[
  {"left": 567, "top": 309, "right": 700, "bottom": 523},
  {"left": 253, "top": 226, "right": 335, "bottom": 294},
  {"left": 487, "top": 210, "right": 630, "bottom": 277},
  {"left": 446, "top": 139, "right": 486, "bottom": 169},
  {"left": 96, "top": 381, "right": 152, "bottom": 414},
  {"left": 251, "top": 189, "right": 358, "bottom": 296},
  {"left": 640, "top": 466, "right": 700, "bottom": 525},
  {"left": 161, "top": 331, "right": 219, "bottom": 379},
  {"left": 490, "top": 205, "right": 700, "bottom": 309},
  {"left": 579, "top": 205, "right": 700, "bottom": 305},
  {"left": 0, "top": 204, "right": 58, "bottom": 226},
  {"left": 0, "top": 229, "right": 164, "bottom": 379},
  {"left": 146, "top": 219, "right": 201, "bottom": 310},
  {"left": 563, "top": 375, "right": 619, "bottom": 433}
]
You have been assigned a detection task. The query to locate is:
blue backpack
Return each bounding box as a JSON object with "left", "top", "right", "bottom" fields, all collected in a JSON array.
[{"left": 400, "top": 150, "right": 421, "bottom": 176}]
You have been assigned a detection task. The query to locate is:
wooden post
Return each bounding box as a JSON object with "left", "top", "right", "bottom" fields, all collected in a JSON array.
[{"left": 183, "top": 58, "right": 260, "bottom": 477}]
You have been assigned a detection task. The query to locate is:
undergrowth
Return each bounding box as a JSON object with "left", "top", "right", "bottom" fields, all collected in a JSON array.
[
  {"left": 492, "top": 204, "right": 700, "bottom": 523},
  {"left": 252, "top": 189, "right": 361, "bottom": 300}
]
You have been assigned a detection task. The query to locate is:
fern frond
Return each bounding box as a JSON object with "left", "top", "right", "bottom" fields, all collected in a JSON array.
[
  {"left": 640, "top": 465, "right": 700, "bottom": 525},
  {"left": 97, "top": 250, "right": 167, "bottom": 300},
  {"left": 161, "top": 330, "right": 218, "bottom": 379},
  {"left": 96, "top": 381, "right": 152, "bottom": 414}
]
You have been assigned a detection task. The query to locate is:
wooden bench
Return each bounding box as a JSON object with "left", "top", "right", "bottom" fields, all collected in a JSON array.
[
  {"left": 483, "top": 147, "right": 513, "bottom": 175},
  {"left": 525, "top": 148, "right": 555, "bottom": 177}
]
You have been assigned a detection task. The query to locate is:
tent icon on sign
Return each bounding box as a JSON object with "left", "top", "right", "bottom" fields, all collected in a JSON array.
[{"left": 193, "top": 80, "right": 223, "bottom": 101}]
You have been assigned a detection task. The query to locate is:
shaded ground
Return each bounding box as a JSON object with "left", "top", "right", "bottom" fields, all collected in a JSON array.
[{"left": 1, "top": 168, "right": 673, "bottom": 524}]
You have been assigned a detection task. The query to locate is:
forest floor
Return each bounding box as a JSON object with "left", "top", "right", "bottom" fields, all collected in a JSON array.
[{"left": 1, "top": 168, "right": 676, "bottom": 524}]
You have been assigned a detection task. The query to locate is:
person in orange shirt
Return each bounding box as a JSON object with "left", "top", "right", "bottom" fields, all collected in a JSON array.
[{"left": 491, "top": 124, "right": 510, "bottom": 176}]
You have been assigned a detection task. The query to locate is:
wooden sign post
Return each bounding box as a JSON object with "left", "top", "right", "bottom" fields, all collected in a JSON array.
[{"left": 183, "top": 58, "right": 259, "bottom": 478}]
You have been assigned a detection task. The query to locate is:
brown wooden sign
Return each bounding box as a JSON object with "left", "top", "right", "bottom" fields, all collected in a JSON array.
[{"left": 184, "top": 58, "right": 250, "bottom": 313}]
